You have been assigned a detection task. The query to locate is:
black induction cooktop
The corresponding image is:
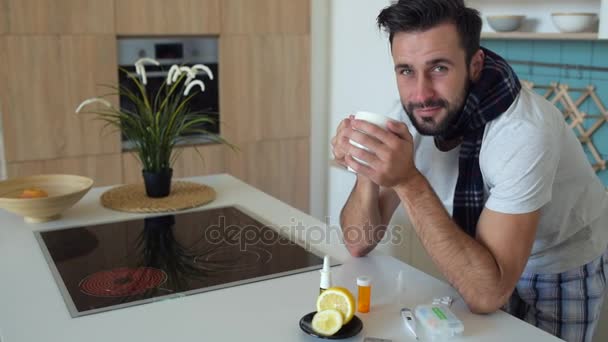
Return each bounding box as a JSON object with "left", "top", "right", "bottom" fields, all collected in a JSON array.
[{"left": 35, "top": 206, "right": 323, "bottom": 317}]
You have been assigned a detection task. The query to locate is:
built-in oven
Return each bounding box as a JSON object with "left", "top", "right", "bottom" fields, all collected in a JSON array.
[{"left": 117, "top": 37, "right": 219, "bottom": 149}]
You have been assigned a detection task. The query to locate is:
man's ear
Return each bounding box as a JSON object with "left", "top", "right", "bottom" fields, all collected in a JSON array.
[{"left": 469, "top": 49, "right": 484, "bottom": 82}]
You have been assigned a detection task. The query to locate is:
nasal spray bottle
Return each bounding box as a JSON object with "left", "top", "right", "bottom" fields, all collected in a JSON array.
[{"left": 319, "top": 255, "right": 332, "bottom": 294}]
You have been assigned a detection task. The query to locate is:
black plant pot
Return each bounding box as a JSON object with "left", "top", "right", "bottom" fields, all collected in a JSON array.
[{"left": 142, "top": 168, "right": 173, "bottom": 198}]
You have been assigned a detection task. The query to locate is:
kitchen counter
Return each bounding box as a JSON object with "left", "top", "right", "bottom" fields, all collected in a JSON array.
[{"left": 0, "top": 174, "right": 560, "bottom": 341}]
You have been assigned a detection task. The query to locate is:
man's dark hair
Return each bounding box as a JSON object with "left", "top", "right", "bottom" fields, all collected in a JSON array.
[{"left": 377, "top": 0, "right": 482, "bottom": 64}]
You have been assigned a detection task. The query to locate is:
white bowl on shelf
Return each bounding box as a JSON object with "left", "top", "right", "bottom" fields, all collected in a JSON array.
[
  {"left": 487, "top": 15, "right": 525, "bottom": 32},
  {"left": 551, "top": 13, "right": 597, "bottom": 33}
]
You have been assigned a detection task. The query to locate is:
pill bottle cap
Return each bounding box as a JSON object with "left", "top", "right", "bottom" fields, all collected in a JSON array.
[{"left": 357, "top": 276, "right": 371, "bottom": 287}]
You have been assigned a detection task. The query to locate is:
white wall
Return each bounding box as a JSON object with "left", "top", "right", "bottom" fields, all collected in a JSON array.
[
  {"left": 326, "top": 0, "right": 399, "bottom": 226},
  {"left": 309, "top": 0, "right": 331, "bottom": 219}
]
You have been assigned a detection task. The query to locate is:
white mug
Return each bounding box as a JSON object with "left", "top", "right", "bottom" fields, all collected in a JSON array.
[{"left": 347, "top": 111, "right": 392, "bottom": 172}]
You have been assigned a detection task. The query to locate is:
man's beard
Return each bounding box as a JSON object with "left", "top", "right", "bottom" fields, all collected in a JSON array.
[{"left": 403, "top": 89, "right": 468, "bottom": 137}]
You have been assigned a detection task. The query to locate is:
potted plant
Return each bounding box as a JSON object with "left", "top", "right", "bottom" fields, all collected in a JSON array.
[{"left": 75, "top": 58, "right": 235, "bottom": 198}]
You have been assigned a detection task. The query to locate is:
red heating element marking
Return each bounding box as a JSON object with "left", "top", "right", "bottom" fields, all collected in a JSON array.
[{"left": 79, "top": 267, "right": 167, "bottom": 297}]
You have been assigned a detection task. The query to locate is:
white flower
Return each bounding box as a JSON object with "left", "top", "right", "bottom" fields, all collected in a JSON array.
[
  {"left": 135, "top": 63, "right": 143, "bottom": 78},
  {"left": 167, "top": 65, "right": 181, "bottom": 85},
  {"left": 166, "top": 64, "right": 213, "bottom": 86},
  {"left": 183, "top": 80, "right": 206, "bottom": 96},
  {"left": 135, "top": 57, "right": 160, "bottom": 71},
  {"left": 172, "top": 67, "right": 184, "bottom": 83},
  {"left": 134, "top": 58, "right": 160, "bottom": 85},
  {"left": 75, "top": 97, "right": 113, "bottom": 113},
  {"left": 192, "top": 64, "right": 214, "bottom": 80},
  {"left": 179, "top": 66, "right": 197, "bottom": 84},
  {"left": 185, "top": 74, "right": 196, "bottom": 84}
]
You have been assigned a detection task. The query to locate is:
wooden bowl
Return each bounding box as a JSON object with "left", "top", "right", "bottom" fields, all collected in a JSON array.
[{"left": 0, "top": 174, "right": 93, "bottom": 223}]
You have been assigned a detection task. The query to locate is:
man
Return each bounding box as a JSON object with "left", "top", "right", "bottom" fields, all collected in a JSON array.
[{"left": 330, "top": 1, "right": 608, "bottom": 341}]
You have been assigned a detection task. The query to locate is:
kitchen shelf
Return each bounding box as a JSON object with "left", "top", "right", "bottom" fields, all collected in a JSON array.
[
  {"left": 469, "top": 0, "right": 606, "bottom": 40},
  {"left": 481, "top": 32, "right": 599, "bottom": 40}
]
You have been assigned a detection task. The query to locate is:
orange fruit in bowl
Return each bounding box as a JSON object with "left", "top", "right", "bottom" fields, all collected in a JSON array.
[
  {"left": 0, "top": 174, "right": 93, "bottom": 223},
  {"left": 19, "top": 188, "right": 49, "bottom": 199}
]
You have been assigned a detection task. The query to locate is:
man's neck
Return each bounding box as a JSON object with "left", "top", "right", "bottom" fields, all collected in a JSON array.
[{"left": 434, "top": 136, "right": 463, "bottom": 151}]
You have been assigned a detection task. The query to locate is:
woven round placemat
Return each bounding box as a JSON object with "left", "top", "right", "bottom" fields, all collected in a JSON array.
[{"left": 100, "top": 181, "right": 216, "bottom": 213}]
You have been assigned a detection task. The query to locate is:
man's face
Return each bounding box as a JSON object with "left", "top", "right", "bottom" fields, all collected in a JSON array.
[{"left": 391, "top": 23, "right": 477, "bottom": 136}]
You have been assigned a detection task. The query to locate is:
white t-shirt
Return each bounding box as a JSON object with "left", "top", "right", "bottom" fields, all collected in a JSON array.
[{"left": 396, "top": 86, "right": 608, "bottom": 274}]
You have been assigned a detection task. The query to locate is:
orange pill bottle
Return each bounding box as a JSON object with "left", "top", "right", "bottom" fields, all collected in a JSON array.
[{"left": 357, "top": 276, "right": 372, "bottom": 313}]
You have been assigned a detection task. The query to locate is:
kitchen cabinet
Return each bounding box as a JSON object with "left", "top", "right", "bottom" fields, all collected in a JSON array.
[
  {"left": 115, "top": 0, "right": 221, "bottom": 35},
  {"left": 467, "top": 0, "right": 604, "bottom": 40},
  {"left": 0, "top": 0, "right": 7, "bottom": 34},
  {"left": 1, "top": 0, "right": 312, "bottom": 216},
  {"left": 1, "top": 35, "right": 120, "bottom": 163},
  {"left": 0, "top": 39, "right": 7, "bottom": 144},
  {"left": 221, "top": 0, "right": 310, "bottom": 34},
  {"left": 121, "top": 144, "right": 228, "bottom": 184},
  {"left": 6, "top": 0, "right": 114, "bottom": 34},
  {"left": 220, "top": 0, "right": 311, "bottom": 213},
  {"left": 224, "top": 137, "right": 310, "bottom": 212},
  {"left": 220, "top": 35, "right": 310, "bottom": 144},
  {"left": 6, "top": 154, "right": 123, "bottom": 186}
]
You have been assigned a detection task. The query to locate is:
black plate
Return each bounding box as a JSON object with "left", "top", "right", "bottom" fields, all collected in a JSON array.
[{"left": 299, "top": 311, "right": 363, "bottom": 339}]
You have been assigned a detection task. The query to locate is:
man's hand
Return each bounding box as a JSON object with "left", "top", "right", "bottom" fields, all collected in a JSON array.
[
  {"left": 344, "top": 119, "right": 419, "bottom": 188},
  {"left": 330, "top": 115, "right": 355, "bottom": 168}
]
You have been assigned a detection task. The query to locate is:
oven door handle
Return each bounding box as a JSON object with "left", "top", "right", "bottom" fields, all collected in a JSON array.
[
  {"left": 143, "top": 71, "right": 170, "bottom": 77},
  {"left": 125, "top": 70, "right": 213, "bottom": 80},
  {"left": 126, "top": 71, "right": 170, "bottom": 78}
]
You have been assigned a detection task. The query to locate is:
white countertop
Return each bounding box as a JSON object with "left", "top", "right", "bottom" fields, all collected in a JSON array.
[{"left": 0, "top": 174, "right": 561, "bottom": 341}]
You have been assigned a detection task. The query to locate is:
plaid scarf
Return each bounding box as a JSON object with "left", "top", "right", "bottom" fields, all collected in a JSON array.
[{"left": 438, "top": 48, "right": 521, "bottom": 237}]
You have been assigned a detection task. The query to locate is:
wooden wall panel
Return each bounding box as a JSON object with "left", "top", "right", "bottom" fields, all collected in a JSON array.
[
  {"left": 225, "top": 138, "right": 309, "bottom": 212},
  {"left": 0, "top": 0, "right": 7, "bottom": 34},
  {"left": 221, "top": 0, "right": 310, "bottom": 34},
  {"left": 7, "top": 154, "right": 123, "bottom": 186},
  {"left": 7, "top": 0, "right": 114, "bottom": 34},
  {"left": 3, "top": 36, "right": 63, "bottom": 162},
  {"left": 115, "top": 0, "right": 220, "bottom": 35},
  {"left": 2, "top": 35, "right": 120, "bottom": 162},
  {"left": 0, "top": 37, "right": 7, "bottom": 134},
  {"left": 170, "top": 144, "right": 228, "bottom": 178},
  {"left": 0, "top": 37, "right": 6, "bottom": 180},
  {"left": 122, "top": 144, "right": 228, "bottom": 184},
  {"left": 220, "top": 0, "right": 312, "bottom": 212},
  {"left": 220, "top": 35, "right": 310, "bottom": 143},
  {"left": 61, "top": 35, "right": 121, "bottom": 158},
  {"left": 278, "top": 0, "right": 310, "bottom": 35}
]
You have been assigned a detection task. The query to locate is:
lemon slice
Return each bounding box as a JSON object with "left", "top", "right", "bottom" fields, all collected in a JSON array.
[
  {"left": 311, "top": 309, "right": 344, "bottom": 336},
  {"left": 316, "top": 287, "right": 356, "bottom": 324}
]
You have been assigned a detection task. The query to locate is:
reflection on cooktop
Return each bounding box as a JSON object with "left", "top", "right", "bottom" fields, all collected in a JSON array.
[
  {"left": 36, "top": 206, "right": 323, "bottom": 317},
  {"left": 79, "top": 267, "right": 167, "bottom": 297}
]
